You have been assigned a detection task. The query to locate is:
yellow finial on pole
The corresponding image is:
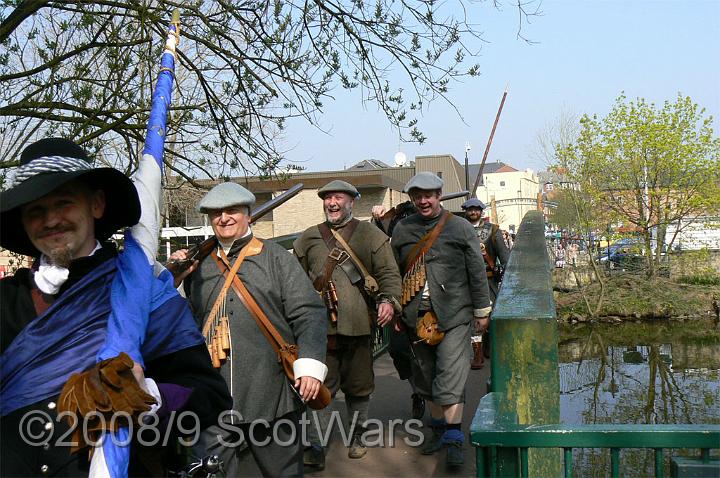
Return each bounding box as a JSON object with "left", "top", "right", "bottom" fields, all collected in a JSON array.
[{"left": 171, "top": 9, "right": 181, "bottom": 46}]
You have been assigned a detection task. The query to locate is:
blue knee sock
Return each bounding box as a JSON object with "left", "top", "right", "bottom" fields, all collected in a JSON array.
[{"left": 441, "top": 428, "right": 464, "bottom": 444}]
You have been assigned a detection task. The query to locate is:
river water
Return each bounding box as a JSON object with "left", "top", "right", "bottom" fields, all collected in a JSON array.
[{"left": 558, "top": 319, "right": 720, "bottom": 477}]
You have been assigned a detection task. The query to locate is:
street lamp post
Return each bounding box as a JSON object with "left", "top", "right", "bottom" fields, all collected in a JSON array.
[
  {"left": 517, "top": 189, "right": 522, "bottom": 225},
  {"left": 464, "top": 141, "right": 471, "bottom": 191},
  {"left": 607, "top": 223, "right": 611, "bottom": 261}
]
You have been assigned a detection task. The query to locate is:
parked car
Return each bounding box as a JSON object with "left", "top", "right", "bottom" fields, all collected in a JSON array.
[
  {"left": 597, "top": 244, "right": 645, "bottom": 271},
  {"left": 611, "top": 237, "right": 643, "bottom": 248}
]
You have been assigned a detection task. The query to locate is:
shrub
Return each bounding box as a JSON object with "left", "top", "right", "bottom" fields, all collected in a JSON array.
[{"left": 677, "top": 269, "right": 720, "bottom": 286}]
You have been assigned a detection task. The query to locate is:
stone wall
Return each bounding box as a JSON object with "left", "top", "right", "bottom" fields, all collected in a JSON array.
[
  {"left": 551, "top": 250, "right": 720, "bottom": 290},
  {"left": 669, "top": 250, "right": 720, "bottom": 277},
  {"left": 272, "top": 189, "right": 325, "bottom": 237}
]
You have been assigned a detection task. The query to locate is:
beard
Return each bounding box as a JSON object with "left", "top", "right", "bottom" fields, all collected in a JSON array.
[
  {"left": 324, "top": 203, "right": 353, "bottom": 225},
  {"left": 47, "top": 245, "right": 73, "bottom": 268},
  {"left": 466, "top": 211, "right": 483, "bottom": 223}
]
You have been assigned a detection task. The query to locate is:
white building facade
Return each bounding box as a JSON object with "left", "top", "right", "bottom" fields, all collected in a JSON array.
[{"left": 474, "top": 167, "right": 540, "bottom": 232}]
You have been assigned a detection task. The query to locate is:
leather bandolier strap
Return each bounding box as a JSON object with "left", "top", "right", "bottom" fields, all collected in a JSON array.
[
  {"left": 477, "top": 223, "right": 499, "bottom": 278},
  {"left": 480, "top": 242, "right": 496, "bottom": 277},
  {"left": 329, "top": 227, "right": 379, "bottom": 296},
  {"left": 315, "top": 219, "right": 361, "bottom": 324},
  {"left": 211, "top": 238, "right": 293, "bottom": 368},
  {"left": 211, "top": 238, "right": 331, "bottom": 410},
  {"left": 314, "top": 219, "right": 360, "bottom": 292},
  {"left": 317, "top": 219, "right": 380, "bottom": 329},
  {"left": 400, "top": 210, "right": 451, "bottom": 306},
  {"left": 202, "top": 238, "right": 263, "bottom": 368}
]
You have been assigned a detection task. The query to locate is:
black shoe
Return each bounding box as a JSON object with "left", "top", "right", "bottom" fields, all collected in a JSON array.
[
  {"left": 446, "top": 441, "right": 464, "bottom": 466},
  {"left": 421, "top": 424, "right": 445, "bottom": 455},
  {"left": 411, "top": 393, "right": 425, "bottom": 420},
  {"left": 304, "top": 445, "right": 325, "bottom": 470}
]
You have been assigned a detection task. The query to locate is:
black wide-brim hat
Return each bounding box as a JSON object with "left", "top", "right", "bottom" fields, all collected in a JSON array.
[{"left": 0, "top": 138, "right": 141, "bottom": 257}]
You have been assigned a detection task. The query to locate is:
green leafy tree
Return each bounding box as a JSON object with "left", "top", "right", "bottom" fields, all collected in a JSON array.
[
  {"left": 538, "top": 110, "right": 608, "bottom": 316},
  {"left": 557, "top": 94, "right": 720, "bottom": 278},
  {"left": 0, "top": 1, "right": 538, "bottom": 182}
]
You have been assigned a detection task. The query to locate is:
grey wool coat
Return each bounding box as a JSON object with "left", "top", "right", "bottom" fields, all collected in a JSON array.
[
  {"left": 184, "top": 235, "right": 327, "bottom": 423},
  {"left": 293, "top": 219, "right": 402, "bottom": 337},
  {"left": 391, "top": 210, "right": 492, "bottom": 331}
]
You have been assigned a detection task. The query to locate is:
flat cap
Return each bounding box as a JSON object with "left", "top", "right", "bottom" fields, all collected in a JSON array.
[
  {"left": 403, "top": 172, "right": 443, "bottom": 193},
  {"left": 317, "top": 180, "right": 360, "bottom": 199},
  {"left": 197, "top": 182, "right": 256, "bottom": 213},
  {"left": 461, "top": 198, "right": 486, "bottom": 210}
]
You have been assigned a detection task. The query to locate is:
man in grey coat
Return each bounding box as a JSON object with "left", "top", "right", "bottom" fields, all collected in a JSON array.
[
  {"left": 170, "top": 182, "right": 328, "bottom": 477},
  {"left": 391, "top": 172, "right": 492, "bottom": 467}
]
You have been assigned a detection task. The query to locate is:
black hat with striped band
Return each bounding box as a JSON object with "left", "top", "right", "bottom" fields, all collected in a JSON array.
[{"left": 0, "top": 138, "right": 140, "bottom": 256}]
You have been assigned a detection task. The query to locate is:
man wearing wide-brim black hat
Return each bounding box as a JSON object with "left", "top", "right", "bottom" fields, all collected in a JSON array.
[{"left": 0, "top": 138, "right": 231, "bottom": 476}]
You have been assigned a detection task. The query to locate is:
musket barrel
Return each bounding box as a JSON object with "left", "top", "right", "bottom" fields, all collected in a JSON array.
[
  {"left": 440, "top": 190, "right": 470, "bottom": 202},
  {"left": 250, "top": 183, "right": 304, "bottom": 223}
]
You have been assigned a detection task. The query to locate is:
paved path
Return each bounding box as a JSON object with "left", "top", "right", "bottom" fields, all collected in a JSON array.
[
  {"left": 304, "top": 352, "right": 491, "bottom": 478},
  {"left": 234, "top": 351, "right": 490, "bottom": 477}
]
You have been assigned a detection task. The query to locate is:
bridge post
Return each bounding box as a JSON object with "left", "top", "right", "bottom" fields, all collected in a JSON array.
[{"left": 484, "top": 210, "right": 562, "bottom": 477}]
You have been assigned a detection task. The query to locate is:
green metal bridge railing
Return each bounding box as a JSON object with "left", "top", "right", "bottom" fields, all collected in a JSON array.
[
  {"left": 469, "top": 210, "right": 720, "bottom": 477},
  {"left": 472, "top": 393, "right": 719, "bottom": 477}
]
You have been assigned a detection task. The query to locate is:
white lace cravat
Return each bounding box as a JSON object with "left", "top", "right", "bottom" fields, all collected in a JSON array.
[
  {"left": 33, "top": 242, "right": 102, "bottom": 295},
  {"left": 34, "top": 256, "right": 70, "bottom": 295}
]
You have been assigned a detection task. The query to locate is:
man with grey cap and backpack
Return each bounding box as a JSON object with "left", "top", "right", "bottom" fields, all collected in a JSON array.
[
  {"left": 170, "top": 182, "right": 328, "bottom": 477},
  {"left": 293, "top": 180, "right": 401, "bottom": 469},
  {"left": 391, "top": 172, "right": 492, "bottom": 467}
]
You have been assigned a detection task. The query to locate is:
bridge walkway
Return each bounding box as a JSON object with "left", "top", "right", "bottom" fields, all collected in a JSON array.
[
  {"left": 304, "top": 351, "right": 491, "bottom": 478},
  {"left": 237, "top": 351, "right": 491, "bottom": 477}
]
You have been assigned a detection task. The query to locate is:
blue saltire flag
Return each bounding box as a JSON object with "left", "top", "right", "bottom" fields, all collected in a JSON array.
[{"left": 95, "top": 19, "right": 180, "bottom": 478}]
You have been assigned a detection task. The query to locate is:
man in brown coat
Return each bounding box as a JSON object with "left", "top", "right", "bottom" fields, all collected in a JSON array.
[{"left": 294, "top": 180, "right": 402, "bottom": 468}]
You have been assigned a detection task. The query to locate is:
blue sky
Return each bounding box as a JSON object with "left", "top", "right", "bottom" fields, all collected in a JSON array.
[{"left": 281, "top": 0, "right": 720, "bottom": 174}]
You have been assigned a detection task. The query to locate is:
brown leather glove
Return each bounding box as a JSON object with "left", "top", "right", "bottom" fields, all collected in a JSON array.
[
  {"left": 58, "top": 352, "right": 157, "bottom": 453},
  {"left": 98, "top": 353, "right": 157, "bottom": 414}
]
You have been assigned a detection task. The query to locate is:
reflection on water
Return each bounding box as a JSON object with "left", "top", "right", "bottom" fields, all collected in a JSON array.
[{"left": 559, "top": 321, "right": 720, "bottom": 477}]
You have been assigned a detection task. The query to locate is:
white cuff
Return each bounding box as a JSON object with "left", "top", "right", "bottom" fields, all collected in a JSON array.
[
  {"left": 473, "top": 307, "right": 492, "bottom": 318},
  {"left": 144, "top": 378, "right": 163, "bottom": 415},
  {"left": 293, "top": 358, "right": 328, "bottom": 383}
]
